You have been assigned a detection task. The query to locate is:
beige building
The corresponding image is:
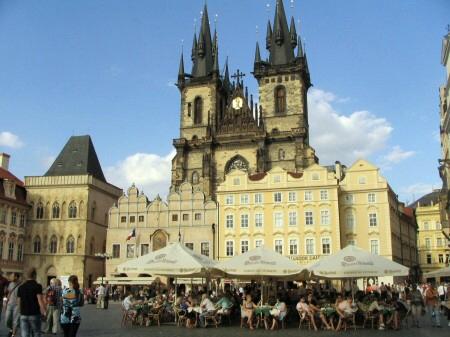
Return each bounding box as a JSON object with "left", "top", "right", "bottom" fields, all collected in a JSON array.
[
  {"left": 439, "top": 30, "right": 450, "bottom": 233},
  {"left": 217, "top": 159, "right": 418, "bottom": 281},
  {"left": 216, "top": 165, "right": 341, "bottom": 266},
  {"left": 338, "top": 159, "right": 418, "bottom": 271},
  {"left": 24, "top": 136, "right": 122, "bottom": 287},
  {"left": 106, "top": 182, "right": 217, "bottom": 277},
  {"left": 0, "top": 153, "right": 30, "bottom": 274},
  {"left": 411, "top": 191, "right": 449, "bottom": 275}
]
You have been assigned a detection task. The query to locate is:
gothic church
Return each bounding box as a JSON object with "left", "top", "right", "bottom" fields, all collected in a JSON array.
[{"left": 172, "top": 0, "right": 317, "bottom": 199}]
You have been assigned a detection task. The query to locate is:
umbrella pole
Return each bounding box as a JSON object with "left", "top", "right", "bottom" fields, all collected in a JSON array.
[{"left": 174, "top": 277, "right": 178, "bottom": 323}]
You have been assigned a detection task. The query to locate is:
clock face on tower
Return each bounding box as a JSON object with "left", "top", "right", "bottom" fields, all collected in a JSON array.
[{"left": 232, "top": 97, "right": 244, "bottom": 110}]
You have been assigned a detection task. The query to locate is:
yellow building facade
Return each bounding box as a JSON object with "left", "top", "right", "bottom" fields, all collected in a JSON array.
[
  {"left": 106, "top": 182, "right": 217, "bottom": 278},
  {"left": 411, "top": 191, "right": 449, "bottom": 275},
  {"left": 24, "top": 136, "right": 122, "bottom": 287}
]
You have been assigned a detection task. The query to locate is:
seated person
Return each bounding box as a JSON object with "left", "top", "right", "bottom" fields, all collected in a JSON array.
[
  {"left": 241, "top": 294, "right": 256, "bottom": 330},
  {"left": 367, "top": 295, "right": 386, "bottom": 330},
  {"left": 199, "top": 293, "right": 216, "bottom": 327},
  {"left": 307, "top": 293, "right": 333, "bottom": 330},
  {"left": 296, "top": 296, "right": 319, "bottom": 331},
  {"left": 335, "top": 296, "right": 356, "bottom": 331},
  {"left": 385, "top": 295, "right": 407, "bottom": 330},
  {"left": 185, "top": 296, "right": 197, "bottom": 328},
  {"left": 122, "top": 294, "right": 138, "bottom": 319},
  {"left": 270, "top": 295, "right": 287, "bottom": 330},
  {"left": 215, "top": 291, "right": 233, "bottom": 314}
]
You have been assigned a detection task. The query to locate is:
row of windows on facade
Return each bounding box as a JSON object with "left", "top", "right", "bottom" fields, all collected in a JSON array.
[
  {"left": 188, "top": 86, "right": 288, "bottom": 127},
  {"left": 223, "top": 239, "right": 381, "bottom": 257},
  {"left": 224, "top": 211, "right": 378, "bottom": 229},
  {"left": 31, "top": 236, "right": 96, "bottom": 255},
  {"left": 0, "top": 240, "right": 24, "bottom": 262},
  {"left": 119, "top": 212, "right": 203, "bottom": 224},
  {"left": 424, "top": 253, "right": 450, "bottom": 265},
  {"left": 421, "top": 237, "right": 448, "bottom": 249},
  {"left": 420, "top": 221, "right": 442, "bottom": 231},
  {"left": 111, "top": 241, "right": 210, "bottom": 259},
  {"left": 224, "top": 191, "right": 377, "bottom": 205},
  {"left": 0, "top": 208, "right": 26, "bottom": 227},
  {"left": 230, "top": 175, "right": 371, "bottom": 187},
  {"left": 34, "top": 202, "right": 80, "bottom": 219}
]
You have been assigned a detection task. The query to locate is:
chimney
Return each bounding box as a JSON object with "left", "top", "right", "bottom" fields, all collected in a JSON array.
[
  {"left": 0, "top": 153, "right": 10, "bottom": 171},
  {"left": 335, "top": 161, "right": 342, "bottom": 181}
]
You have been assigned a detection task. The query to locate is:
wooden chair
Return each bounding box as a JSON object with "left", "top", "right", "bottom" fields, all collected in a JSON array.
[
  {"left": 217, "top": 306, "right": 233, "bottom": 325},
  {"left": 272, "top": 309, "right": 288, "bottom": 329},
  {"left": 298, "top": 310, "right": 313, "bottom": 330},
  {"left": 240, "top": 306, "right": 256, "bottom": 328},
  {"left": 147, "top": 307, "right": 163, "bottom": 327},
  {"left": 203, "top": 310, "right": 220, "bottom": 328},
  {"left": 174, "top": 307, "right": 187, "bottom": 327},
  {"left": 340, "top": 313, "right": 357, "bottom": 331},
  {"left": 121, "top": 308, "right": 136, "bottom": 327}
]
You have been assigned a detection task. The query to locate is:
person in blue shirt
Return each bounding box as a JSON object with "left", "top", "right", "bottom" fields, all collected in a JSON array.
[{"left": 60, "top": 275, "right": 83, "bottom": 337}]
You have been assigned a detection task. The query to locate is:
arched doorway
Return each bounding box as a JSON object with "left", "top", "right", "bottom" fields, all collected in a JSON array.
[
  {"left": 151, "top": 230, "right": 167, "bottom": 252},
  {"left": 46, "top": 265, "right": 57, "bottom": 286}
]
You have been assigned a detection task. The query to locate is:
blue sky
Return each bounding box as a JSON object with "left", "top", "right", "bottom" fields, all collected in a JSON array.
[{"left": 0, "top": 0, "right": 448, "bottom": 203}]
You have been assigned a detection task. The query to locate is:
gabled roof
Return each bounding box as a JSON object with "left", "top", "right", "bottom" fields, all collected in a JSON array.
[
  {"left": 408, "top": 190, "right": 440, "bottom": 209},
  {"left": 45, "top": 135, "right": 106, "bottom": 182},
  {"left": 0, "top": 167, "right": 24, "bottom": 187}
]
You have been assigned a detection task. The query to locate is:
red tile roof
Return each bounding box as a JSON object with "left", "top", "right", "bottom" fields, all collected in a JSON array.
[
  {"left": 248, "top": 172, "right": 267, "bottom": 181},
  {"left": 0, "top": 167, "right": 24, "bottom": 186},
  {"left": 288, "top": 172, "right": 303, "bottom": 179}
]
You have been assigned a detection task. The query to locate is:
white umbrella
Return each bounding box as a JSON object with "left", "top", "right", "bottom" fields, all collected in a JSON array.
[
  {"left": 117, "top": 242, "right": 217, "bottom": 277},
  {"left": 216, "top": 246, "right": 307, "bottom": 279},
  {"left": 424, "top": 266, "right": 450, "bottom": 278},
  {"left": 307, "top": 245, "right": 409, "bottom": 278}
]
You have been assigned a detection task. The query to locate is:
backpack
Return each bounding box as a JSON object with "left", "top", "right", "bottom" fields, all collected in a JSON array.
[{"left": 46, "top": 288, "right": 57, "bottom": 306}]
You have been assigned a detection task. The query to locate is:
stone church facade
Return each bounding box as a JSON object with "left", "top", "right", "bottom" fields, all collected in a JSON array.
[{"left": 172, "top": 0, "right": 317, "bottom": 199}]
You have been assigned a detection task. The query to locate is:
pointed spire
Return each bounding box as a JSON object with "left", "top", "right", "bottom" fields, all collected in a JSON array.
[
  {"left": 223, "top": 57, "right": 230, "bottom": 88},
  {"left": 178, "top": 52, "right": 185, "bottom": 79},
  {"left": 266, "top": 20, "right": 272, "bottom": 50},
  {"left": 254, "top": 42, "right": 261, "bottom": 63},
  {"left": 213, "top": 44, "right": 219, "bottom": 74},
  {"left": 267, "top": 0, "right": 295, "bottom": 65},
  {"left": 191, "top": 33, "right": 197, "bottom": 61},
  {"left": 192, "top": 4, "right": 215, "bottom": 77},
  {"left": 297, "top": 36, "right": 303, "bottom": 57},
  {"left": 212, "top": 29, "right": 218, "bottom": 58},
  {"left": 290, "top": 17, "right": 297, "bottom": 48}
]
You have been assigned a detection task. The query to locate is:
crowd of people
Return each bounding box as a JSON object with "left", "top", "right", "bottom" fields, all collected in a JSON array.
[
  {"left": 120, "top": 280, "right": 450, "bottom": 331},
  {"left": 0, "top": 268, "right": 83, "bottom": 337}
]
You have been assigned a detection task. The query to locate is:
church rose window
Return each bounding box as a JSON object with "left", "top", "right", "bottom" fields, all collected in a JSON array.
[{"left": 275, "top": 86, "right": 286, "bottom": 114}]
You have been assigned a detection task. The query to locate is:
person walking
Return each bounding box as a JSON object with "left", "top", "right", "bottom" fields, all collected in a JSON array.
[
  {"left": 103, "top": 282, "right": 109, "bottom": 310},
  {"left": 44, "top": 278, "right": 62, "bottom": 335},
  {"left": 17, "top": 268, "right": 46, "bottom": 337},
  {"left": 409, "top": 284, "right": 424, "bottom": 328},
  {"left": 437, "top": 283, "right": 447, "bottom": 302},
  {"left": 60, "top": 275, "right": 83, "bottom": 337},
  {"left": 424, "top": 283, "right": 441, "bottom": 328},
  {"left": 0, "top": 269, "right": 10, "bottom": 324},
  {"left": 5, "top": 273, "right": 21, "bottom": 337},
  {"left": 96, "top": 284, "right": 105, "bottom": 309}
]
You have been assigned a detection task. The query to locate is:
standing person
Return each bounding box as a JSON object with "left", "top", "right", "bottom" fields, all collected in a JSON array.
[
  {"left": 45, "top": 278, "right": 62, "bottom": 335},
  {"left": 437, "top": 283, "right": 447, "bottom": 302},
  {"left": 0, "top": 269, "right": 10, "bottom": 323},
  {"left": 103, "top": 282, "right": 109, "bottom": 310},
  {"left": 409, "top": 284, "right": 424, "bottom": 328},
  {"left": 96, "top": 284, "right": 105, "bottom": 309},
  {"left": 60, "top": 275, "right": 83, "bottom": 337},
  {"left": 424, "top": 283, "right": 441, "bottom": 328},
  {"left": 5, "top": 273, "right": 21, "bottom": 337},
  {"left": 17, "top": 268, "right": 46, "bottom": 337}
]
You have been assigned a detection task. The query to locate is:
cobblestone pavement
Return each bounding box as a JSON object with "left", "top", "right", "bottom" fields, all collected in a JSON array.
[{"left": 2, "top": 302, "right": 449, "bottom": 337}]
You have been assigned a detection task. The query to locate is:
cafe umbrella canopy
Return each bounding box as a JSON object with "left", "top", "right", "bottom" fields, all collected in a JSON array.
[
  {"left": 117, "top": 242, "right": 218, "bottom": 277},
  {"left": 424, "top": 265, "right": 450, "bottom": 279},
  {"left": 307, "top": 245, "right": 410, "bottom": 279}
]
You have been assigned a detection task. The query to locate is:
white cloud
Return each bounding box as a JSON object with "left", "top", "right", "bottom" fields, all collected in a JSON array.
[
  {"left": 308, "top": 88, "right": 393, "bottom": 165},
  {"left": 379, "top": 145, "right": 415, "bottom": 170},
  {"left": 400, "top": 182, "right": 440, "bottom": 204},
  {"left": 0, "top": 131, "right": 24, "bottom": 149},
  {"left": 105, "top": 150, "right": 175, "bottom": 198}
]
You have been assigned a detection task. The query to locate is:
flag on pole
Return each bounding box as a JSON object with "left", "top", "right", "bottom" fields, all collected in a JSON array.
[{"left": 126, "top": 228, "right": 136, "bottom": 241}]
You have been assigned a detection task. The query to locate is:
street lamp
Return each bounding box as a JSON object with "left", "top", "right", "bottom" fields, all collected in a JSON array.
[{"left": 95, "top": 253, "right": 112, "bottom": 285}]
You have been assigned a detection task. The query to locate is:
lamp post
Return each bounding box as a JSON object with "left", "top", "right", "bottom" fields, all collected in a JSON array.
[{"left": 95, "top": 252, "right": 112, "bottom": 285}]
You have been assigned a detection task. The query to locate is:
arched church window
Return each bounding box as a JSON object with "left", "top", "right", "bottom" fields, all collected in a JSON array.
[
  {"left": 275, "top": 86, "right": 286, "bottom": 114},
  {"left": 278, "top": 149, "right": 285, "bottom": 160},
  {"left": 33, "top": 236, "right": 41, "bottom": 253},
  {"left": 36, "top": 202, "right": 44, "bottom": 219},
  {"left": 52, "top": 202, "right": 60, "bottom": 219},
  {"left": 225, "top": 155, "right": 249, "bottom": 174},
  {"left": 192, "top": 171, "right": 199, "bottom": 185},
  {"left": 68, "top": 202, "right": 77, "bottom": 219},
  {"left": 49, "top": 235, "right": 58, "bottom": 254},
  {"left": 194, "top": 97, "right": 203, "bottom": 125},
  {"left": 66, "top": 236, "right": 75, "bottom": 254}
]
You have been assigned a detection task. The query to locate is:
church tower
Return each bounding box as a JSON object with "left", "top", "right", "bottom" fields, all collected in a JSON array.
[
  {"left": 172, "top": 5, "right": 230, "bottom": 196},
  {"left": 253, "top": 0, "right": 317, "bottom": 171}
]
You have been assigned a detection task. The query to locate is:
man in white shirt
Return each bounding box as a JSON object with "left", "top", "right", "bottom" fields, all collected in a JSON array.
[
  {"left": 96, "top": 284, "right": 105, "bottom": 309},
  {"left": 199, "top": 294, "right": 216, "bottom": 327},
  {"left": 437, "top": 283, "right": 447, "bottom": 301}
]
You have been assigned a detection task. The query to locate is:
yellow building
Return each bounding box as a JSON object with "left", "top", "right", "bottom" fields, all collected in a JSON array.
[
  {"left": 106, "top": 182, "right": 217, "bottom": 278},
  {"left": 0, "top": 153, "right": 30, "bottom": 274},
  {"left": 217, "top": 159, "right": 418, "bottom": 281},
  {"left": 24, "top": 136, "right": 122, "bottom": 287},
  {"left": 411, "top": 191, "right": 449, "bottom": 275},
  {"left": 216, "top": 165, "right": 341, "bottom": 266}
]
